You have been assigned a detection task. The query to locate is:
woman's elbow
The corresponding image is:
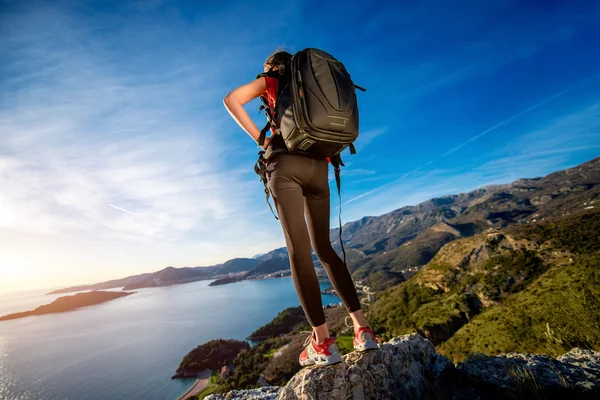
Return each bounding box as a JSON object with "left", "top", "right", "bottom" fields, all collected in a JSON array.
[{"left": 223, "top": 92, "right": 236, "bottom": 108}]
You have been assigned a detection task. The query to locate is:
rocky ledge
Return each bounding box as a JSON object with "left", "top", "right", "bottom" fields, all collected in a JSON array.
[{"left": 205, "top": 334, "right": 600, "bottom": 400}]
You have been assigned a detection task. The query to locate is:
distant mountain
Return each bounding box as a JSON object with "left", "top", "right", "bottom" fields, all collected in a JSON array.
[
  {"left": 49, "top": 157, "right": 599, "bottom": 295},
  {"left": 122, "top": 260, "right": 262, "bottom": 290},
  {"left": 122, "top": 266, "right": 213, "bottom": 290},
  {"left": 254, "top": 247, "right": 288, "bottom": 262},
  {"left": 47, "top": 273, "right": 154, "bottom": 294},
  {"left": 1, "top": 291, "right": 134, "bottom": 321},
  {"left": 214, "top": 258, "right": 262, "bottom": 274},
  {"left": 245, "top": 257, "right": 290, "bottom": 277},
  {"left": 334, "top": 156, "right": 600, "bottom": 290},
  {"left": 52, "top": 260, "right": 259, "bottom": 294}
]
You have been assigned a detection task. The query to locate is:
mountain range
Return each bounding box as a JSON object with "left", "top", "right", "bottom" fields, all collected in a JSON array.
[{"left": 48, "top": 156, "right": 599, "bottom": 295}]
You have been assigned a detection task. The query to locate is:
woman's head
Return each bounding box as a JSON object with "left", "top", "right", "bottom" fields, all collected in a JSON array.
[{"left": 264, "top": 50, "right": 292, "bottom": 73}]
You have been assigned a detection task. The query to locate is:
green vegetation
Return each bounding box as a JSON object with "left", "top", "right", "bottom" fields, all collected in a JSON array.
[
  {"left": 246, "top": 306, "right": 307, "bottom": 340},
  {"left": 479, "top": 249, "right": 545, "bottom": 301},
  {"left": 208, "top": 277, "right": 242, "bottom": 286},
  {"left": 363, "top": 269, "right": 405, "bottom": 292},
  {"left": 289, "top": 320, "right": 311, "bottom": 335},
  {"left": 439, "top": 252, "right": 600, "bottom": 362},
  {"left": 351, "top": 231, "right": 458, "bottom": 291},
  {"left": 263, "top": 347, "right": 277, "bottom": 358},
  {"left": 215, "top": 336, "right": 287, "bottom": 392},
  {"left": 176, "top": 339, "right": 249, "bottom": 378},
  {"left": 192, "top": 370, "right": 219, "bottom": 400},
  {"left": 370, "top": 211, "right": 600, "bottom": 361},
  {"left": 335, "top": 335, "right": 355, "bottom": 355},
  {"left": 370, "top": 282, "right": 443, "bottom": 339},
  {"left": 195, "top": 383, "right": 217, "bottom": 400}
]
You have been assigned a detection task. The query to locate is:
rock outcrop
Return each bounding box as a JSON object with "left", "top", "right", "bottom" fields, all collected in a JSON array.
[
  {"left": 205, "top": 334, "right": 600, "bottom": 400},
  {"left": 457, "top": 348, "right": 600, "bottom": 398},
  {"left": 205, "top": 386, "right": 282, "bottom": 400}
]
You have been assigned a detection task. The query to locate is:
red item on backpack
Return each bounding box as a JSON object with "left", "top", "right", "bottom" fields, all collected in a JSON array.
[{"left": 264, "top": 76, "right": 279, "bottom": 136}]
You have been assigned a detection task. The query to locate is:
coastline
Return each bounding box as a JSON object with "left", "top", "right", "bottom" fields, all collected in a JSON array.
[
  {"left": 177, "top": 368, "right": 211, "bottom": 400},
  {"left": 2, "top": 276, "right": 342, "bottom": 400},
  {"left": 0, "top": 291, "right": 134, "bottom": 321}
]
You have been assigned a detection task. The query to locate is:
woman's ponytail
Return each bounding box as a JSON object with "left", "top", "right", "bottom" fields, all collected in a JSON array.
[{"left": 265, "top": 50, "right": 293, "bottom": 73}]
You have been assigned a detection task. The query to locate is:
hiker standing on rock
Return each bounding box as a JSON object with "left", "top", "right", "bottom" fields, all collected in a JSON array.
[{"left": 223, "top": 49, "right": 378, "bottom": 366}]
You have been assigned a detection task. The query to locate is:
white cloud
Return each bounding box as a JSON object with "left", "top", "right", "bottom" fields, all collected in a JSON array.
[{"left": 0, "top": 2, "right": 291, "bottom": 293}]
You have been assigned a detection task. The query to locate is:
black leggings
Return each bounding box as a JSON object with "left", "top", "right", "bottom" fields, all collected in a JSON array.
[{"left": 265, "top": 152, "right": 362, "bottom": 327}]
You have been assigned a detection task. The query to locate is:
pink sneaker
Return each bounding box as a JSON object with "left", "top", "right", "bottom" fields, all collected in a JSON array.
[
  {"left": 345, "top": 316, "right": 379, "bottom": 352},
  {"left": 298, "top": 331, "right": 343, "bottom": 366}
]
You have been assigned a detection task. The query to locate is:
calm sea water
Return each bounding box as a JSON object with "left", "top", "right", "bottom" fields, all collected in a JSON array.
[{"left": 0, "top": 277, "right": 341, "bottom": 400}]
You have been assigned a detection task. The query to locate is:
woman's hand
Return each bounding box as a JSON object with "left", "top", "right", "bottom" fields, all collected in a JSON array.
[{"left": 261, "top": 135, "right": 272, "bottom": 150}]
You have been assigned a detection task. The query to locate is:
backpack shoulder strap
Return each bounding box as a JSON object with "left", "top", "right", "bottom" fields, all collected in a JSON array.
[
  {"left": 254, "top": 151, "right": 279, "bottom": 220},
  {"left": 329, "top": 154, "right": 348, "bottom": 267}
]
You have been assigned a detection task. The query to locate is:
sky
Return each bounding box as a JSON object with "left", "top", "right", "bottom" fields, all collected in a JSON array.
[{"left": 1, "top": 0, "right": 599, "bottom": 294}]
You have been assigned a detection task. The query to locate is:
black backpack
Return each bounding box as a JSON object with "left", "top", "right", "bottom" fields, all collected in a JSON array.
[
  {"left": 253, "top": 48, "right": 365, "bottom": 267},
  {"left": 257, "top": 48, "right": 365, "bottom": 159}
]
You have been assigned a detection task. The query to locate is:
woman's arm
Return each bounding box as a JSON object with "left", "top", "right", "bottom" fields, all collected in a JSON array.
[{"left": 223, "top": 77, "right": 272, "bottom": 150}]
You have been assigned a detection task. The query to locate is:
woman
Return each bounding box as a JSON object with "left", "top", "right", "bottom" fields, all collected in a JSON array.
[{"left": 223, "top": 50, "right": 378, "bottom": 367}]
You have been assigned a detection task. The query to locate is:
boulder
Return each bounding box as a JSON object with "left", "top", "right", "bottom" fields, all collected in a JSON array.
[
  {"left": 206, "top": 334, "right": 451, "bottom": 400},
  {"left": 456, "top": 348, "right": 600, "bottom": 399},
  {"left": 205, "top": 334, "right": 599, "bottom": 400}
]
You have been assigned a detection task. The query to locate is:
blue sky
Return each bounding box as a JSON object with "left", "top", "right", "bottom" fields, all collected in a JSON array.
[{"left": 1, "top": 0, "right": 599, "bottom": 293}]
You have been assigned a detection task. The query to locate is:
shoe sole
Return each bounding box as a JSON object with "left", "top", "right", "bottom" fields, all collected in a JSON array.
[
  {"left": 354, "top": 339, "right": 379, "bottom": 352},
  {"left": 299, "top": 351, "right": 343, "bottom": 367}
]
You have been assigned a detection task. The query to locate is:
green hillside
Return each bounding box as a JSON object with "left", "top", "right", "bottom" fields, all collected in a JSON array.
[
  {"left": 439, "top": 252, "right": 600, "bottom": 362},
  {"left": 368, "top": 209, "right": 600, "bottom": 362}
]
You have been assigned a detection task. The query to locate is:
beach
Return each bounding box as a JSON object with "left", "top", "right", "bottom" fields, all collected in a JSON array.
[{"left": 177, "top": 368, "right": 211, "bottom": 400}]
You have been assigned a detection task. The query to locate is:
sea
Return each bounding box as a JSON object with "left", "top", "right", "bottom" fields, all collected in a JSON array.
[{"left": 0, "top": 277, "right": 341, "bottom": 400}]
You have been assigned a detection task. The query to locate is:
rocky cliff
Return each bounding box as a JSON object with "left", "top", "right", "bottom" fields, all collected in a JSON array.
[{"left": 204, "top": 334, "right": 600, "bottom": 400}]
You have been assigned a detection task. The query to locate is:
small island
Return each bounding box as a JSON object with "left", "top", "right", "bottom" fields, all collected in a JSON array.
[
  {"left": 208, "top": 277, "right": 244, "bottom": 286},
  {"left": 0, "top": 290, "right": 134, "bottom": 321}
]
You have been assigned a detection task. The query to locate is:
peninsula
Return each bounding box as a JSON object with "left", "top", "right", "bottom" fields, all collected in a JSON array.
[{"left": 0, "top": 290, "right": 134, "bottom": 321}]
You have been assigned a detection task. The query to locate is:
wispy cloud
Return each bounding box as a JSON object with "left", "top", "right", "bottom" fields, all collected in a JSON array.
[
  {"left": 354, "top": 127, "right": 387, "bottom": 150},
  {"left": 440, "top": 85, "right": 579, "bottom": 158},
  {"left": 0, "top": 2, "right": 293, "bottom": 292},
  {"left": 341, "top": 75, "right": 600, "bottom": 211},
  {"left": 1, "top": 0, "right": 599, "bottom": 293},
  {"left": 339, "top": 96, "right": 600, "bottom": 222}
]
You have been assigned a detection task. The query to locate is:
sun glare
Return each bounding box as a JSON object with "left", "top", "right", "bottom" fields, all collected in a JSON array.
[{"left": 0, "top": 261, "right": 24, "bottom": 278}]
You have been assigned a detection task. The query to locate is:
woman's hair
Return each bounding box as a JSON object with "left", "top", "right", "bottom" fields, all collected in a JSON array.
[{"left": 265, "top": 50, "right": 293, "bottom": 70}]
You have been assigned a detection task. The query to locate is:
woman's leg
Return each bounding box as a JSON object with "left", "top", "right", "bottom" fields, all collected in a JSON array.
[
  {"left": 347, "top": 309, "right": 370, "bottom": 333},
  {"left": 304, "top": 159, "right": 363, "bottom": 316},
  {"left": 267, "top": 154, "right": 328, "bottom": 334}
]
